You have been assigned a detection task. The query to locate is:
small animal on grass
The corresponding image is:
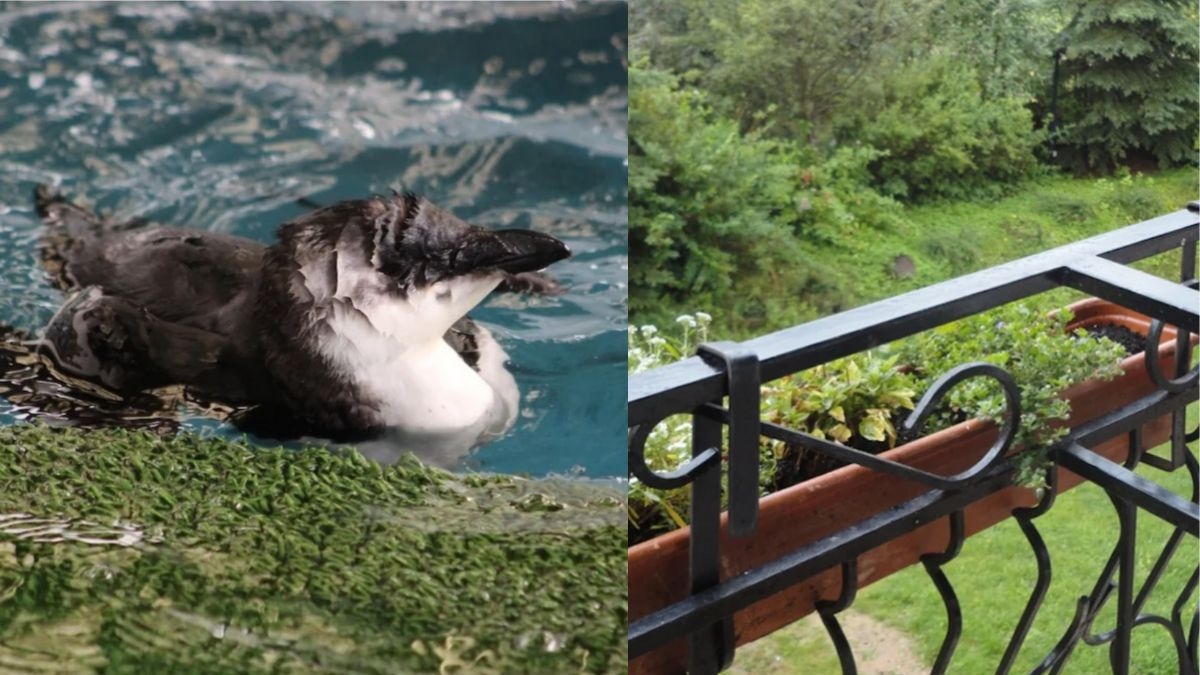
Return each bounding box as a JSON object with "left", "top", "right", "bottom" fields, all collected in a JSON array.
[{"left": 26, "top": 184, "right": 570, "bottom": 460}]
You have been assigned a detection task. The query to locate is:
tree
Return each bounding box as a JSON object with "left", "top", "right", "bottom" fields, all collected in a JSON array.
[
  {"left": 703, "top": 0, "right": 928, "bottom": 143},
  {"left": 1058, "top": 0, "right": 1199, "bottom": 172}
]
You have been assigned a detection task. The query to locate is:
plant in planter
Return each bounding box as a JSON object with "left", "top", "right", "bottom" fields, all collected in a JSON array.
[
  {"left": 631, "top": 300, "right": 1130, "bottom": 543},
  {"left": 628, "top": 297, "right": 1192, "bottom": 675},
  {"left": 761, "top": 353, "right": 918, "bottom": 490},
  {"left": 768, "top": 302, "right": 1127, "bottom": 491}
]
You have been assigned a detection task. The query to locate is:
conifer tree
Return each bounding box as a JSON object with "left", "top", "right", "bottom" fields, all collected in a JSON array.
[{"left": 1058, "top": 0, "right": 1198, "bottom": 172}]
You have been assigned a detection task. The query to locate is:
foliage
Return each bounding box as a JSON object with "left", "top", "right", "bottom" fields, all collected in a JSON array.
[
  {"left": 1058, "top": 0, "right": 1200, "bottom": 172},
  {"left": 627, "top": 0, "right": 716, "bottom": 79},
  {"left": 628, "top": 64, "right": 811, "bottom": 323},
  {"left": 639, "top": 167, "right": 1197, "bottom": 338},
  {"left": 763, "top": 353, "right": 918, "bottom": 490},
  {"left": 845, "top": 55, "right": 1044, "bottom": 202},
  {"left": 628, "top": 64, "right": 904, "bottom": 332},
  {"left": 704, "top": 0, "right": 927, "bottom": 142},
  {"left": 0, "top": 425, "right": 627, "bottom": 673},
  {"left": 629, "top": 301, "right": 1130, "bottom": 539},
  {"left": 764, "top": 355, "right": 916, "bottom": 448},
  {"left": 891, "top": 303, "right": 1126, "bottom": 486},
  {"left": 919, "top": 0, "right": 1068, "bottom": 104}
]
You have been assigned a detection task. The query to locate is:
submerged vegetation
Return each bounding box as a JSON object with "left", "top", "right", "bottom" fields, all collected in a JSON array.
[{"left": 0, "top": 425, "right": 626, "bottom": 674}]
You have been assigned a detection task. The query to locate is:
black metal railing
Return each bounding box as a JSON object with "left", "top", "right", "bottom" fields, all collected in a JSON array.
[{"left": 628, "top": 203, "right": 1200, "bottom": 674}]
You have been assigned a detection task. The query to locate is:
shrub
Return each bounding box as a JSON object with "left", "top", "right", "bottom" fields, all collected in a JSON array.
[
  {"left": 846, "top": 56, "right": 1043, "bottom": 202},
  {"left": 629, "top": 63, "right": 809, "bottom": 320},
  {"left": 629, "top": 63, "right": 909, "bottom": 334}
]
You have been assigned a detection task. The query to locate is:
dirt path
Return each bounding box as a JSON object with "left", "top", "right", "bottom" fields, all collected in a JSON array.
[{"left": 729, "top": 609, "right": 927, "bottom": 675}]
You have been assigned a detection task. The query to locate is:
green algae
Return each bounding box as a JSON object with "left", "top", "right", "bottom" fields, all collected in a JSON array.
[{"left": 0, "top": 425, "right": 627, "bottom": 673}]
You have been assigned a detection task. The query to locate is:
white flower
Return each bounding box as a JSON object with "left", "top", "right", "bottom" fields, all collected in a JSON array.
[
  {"left": 695, "top": 312, "right": 712, "bottom": 326},
  {"left": 639, "top": 324, "right": 658, "bottom": 337},
  {"left": 676, "top": 315, "right": 697, "bottom": 329}
]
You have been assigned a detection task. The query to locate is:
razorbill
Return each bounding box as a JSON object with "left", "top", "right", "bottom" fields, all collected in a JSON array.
[{"left": 30, "top": 185, "right": 570, "bottom": 459}]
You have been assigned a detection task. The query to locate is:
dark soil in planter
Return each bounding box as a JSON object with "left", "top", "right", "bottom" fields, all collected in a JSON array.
[{"left": 1079, "top": 323, "right": 1145, "bottom": 356}]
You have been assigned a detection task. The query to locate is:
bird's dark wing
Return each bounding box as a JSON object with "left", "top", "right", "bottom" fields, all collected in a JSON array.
[
  {"left": 35, "top": 185, "right": 266, "bottom": 331},
  {"left": 39, "top": 287, "right": 226, "bottom": 393}
]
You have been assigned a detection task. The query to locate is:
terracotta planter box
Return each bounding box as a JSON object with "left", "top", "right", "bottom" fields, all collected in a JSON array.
[{"left": 628, "top": 298, "right": 1196, "bottom": 675}]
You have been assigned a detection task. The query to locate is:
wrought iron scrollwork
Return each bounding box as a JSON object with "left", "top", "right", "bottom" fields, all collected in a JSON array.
[
  {"left": 997, "top": 466, "right": 1059, "bottom": 675},
  {"left": 756, "top": 361, "right": 1021, "bottom": 491},
  {"left": 817, "top": 560, "right": 860, "bottom": 675},
  {"left": 1145, "top": 278, "right": 1199, "bottom": 395},
  {"left": 628, "top": 420, "right": 720, "bottom": 490}
]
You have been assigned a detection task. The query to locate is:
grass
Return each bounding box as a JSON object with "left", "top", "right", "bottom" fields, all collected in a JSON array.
[
  {"left": 0, "top": 424, "right": 627, "bottom": 674},
  {"left": 653, "top": 167, "right": 1199, "bottom": 339}
]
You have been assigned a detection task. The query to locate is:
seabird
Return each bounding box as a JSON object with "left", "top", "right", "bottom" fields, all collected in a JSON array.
[{"left": 30, "top": 185, "right": 570, "bottom": 458}]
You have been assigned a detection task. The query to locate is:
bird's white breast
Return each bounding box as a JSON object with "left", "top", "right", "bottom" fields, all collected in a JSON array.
[{"left": 319, "top": 301, "right": 516, "bottom": 438}]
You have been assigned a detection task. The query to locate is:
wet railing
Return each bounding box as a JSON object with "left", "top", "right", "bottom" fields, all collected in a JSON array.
[{"left": 628, "top": 204, "right": 1200, "bottom": 674}]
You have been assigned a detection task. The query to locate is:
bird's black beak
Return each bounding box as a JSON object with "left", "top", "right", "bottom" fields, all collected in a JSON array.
[{"left": 452, "top": 229, "right": 571, "bottom": 276}]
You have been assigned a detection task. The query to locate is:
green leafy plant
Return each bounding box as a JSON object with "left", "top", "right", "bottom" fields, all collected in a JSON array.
[
  {"left": 629, "top": 301, "right": 1130, "bottom": 542},
  {"left": 763, "top": 354, "right": 918, "bottom": 489},
  {"left": 892, "top": 303, "right": 1126, "bottom": 486}
]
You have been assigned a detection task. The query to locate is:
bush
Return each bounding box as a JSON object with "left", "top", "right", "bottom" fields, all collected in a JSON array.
[
  {"left": 846, "top": 56, "right": 1043, "bottom": 202},
  {"left": 629, "top": 63, "right": 909, "bottom": 333},
  {"left": 628, "top": 63, "right": 811, "bottom": 320}
]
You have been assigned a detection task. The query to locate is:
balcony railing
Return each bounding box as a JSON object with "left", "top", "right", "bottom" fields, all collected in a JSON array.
[{"left": 628, "top": 203, "right": 1200, "bottom": 675}]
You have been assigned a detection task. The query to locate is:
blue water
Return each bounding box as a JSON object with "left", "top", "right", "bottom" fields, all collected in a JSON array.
[{"left": 0, "top": 2, "right": 627, "bottom": 478}]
